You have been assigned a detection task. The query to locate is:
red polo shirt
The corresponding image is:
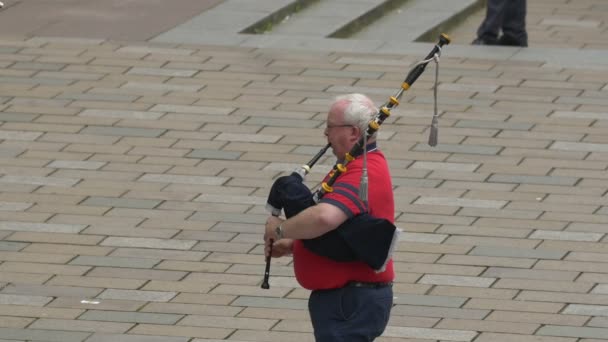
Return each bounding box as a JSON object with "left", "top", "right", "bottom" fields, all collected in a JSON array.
[{"left": 292, "top": 148, "right": 395, "bottom": 290}]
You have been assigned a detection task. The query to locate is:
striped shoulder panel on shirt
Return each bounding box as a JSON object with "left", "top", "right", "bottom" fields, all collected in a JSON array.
[{"left": 319, "top": 181, "right": 366, "bottom": 218}]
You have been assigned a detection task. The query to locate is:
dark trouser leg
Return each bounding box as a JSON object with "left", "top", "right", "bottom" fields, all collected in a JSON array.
[
  {"left": 500, "top": 0, "right": 528, "bottom": 46},
  {"left": 308, "top": 286, "right": 393, "bottom": 342},
  {"left": 476, "top": 0, "right": 508, "bottom": 41}
]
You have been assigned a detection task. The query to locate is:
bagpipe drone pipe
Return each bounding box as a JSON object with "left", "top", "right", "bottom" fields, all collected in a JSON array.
[{"left": 262, "top": 34, "right": 451, "bottom": 288}]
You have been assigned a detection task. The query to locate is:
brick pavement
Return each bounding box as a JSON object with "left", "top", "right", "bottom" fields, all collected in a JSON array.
[{"left": 0, "top": 0, "right": 607, "bottom": 341}]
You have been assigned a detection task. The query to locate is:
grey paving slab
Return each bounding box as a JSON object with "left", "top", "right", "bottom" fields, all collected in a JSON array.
[
  {"left": 79, "top": 310, "right": 183, "bottom": 325},
  {"left": 97, "top": 289, "right": 177, "bottom": 302},
  {"left": 100, "top": 237, "right": 197, "bottom": 250},
  {"left": 0, "top": 294, "right": 53, "bottom": 306},
  {"left": 85, "top": 334, "right": 189, "bottom": 342},
  {"left": 0, "top": 328, "right": 90, "bottom": 342},
  {"left": 0, "top": 284, "right": 102, "bottom": 299}
]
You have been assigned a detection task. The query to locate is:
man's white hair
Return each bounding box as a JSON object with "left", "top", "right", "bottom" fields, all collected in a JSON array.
[{"left": 333, "top": 93, "right": 377, "bottom": 137}]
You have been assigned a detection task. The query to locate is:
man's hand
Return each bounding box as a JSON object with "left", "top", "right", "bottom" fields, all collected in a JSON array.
[
  {"left": 264, "top": 216, "right": 292, "bottom": 258},
  {"left": 264, "top": 215, "right": 284, "bottom": 245},
  {"left": 265, "top": 239, "right": 294, "bottom": 258}
]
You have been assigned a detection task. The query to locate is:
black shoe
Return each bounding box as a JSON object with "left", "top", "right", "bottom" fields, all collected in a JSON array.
[
  {"left": 497, "top": 35, "right": 527, "bottom": 47},
  {"left": 472, "top": 37, "right": 498, "bottom": 45}
]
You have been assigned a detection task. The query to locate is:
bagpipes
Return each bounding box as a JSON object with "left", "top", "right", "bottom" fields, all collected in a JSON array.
[{"left": 261, "top": 34, "right": 451, "bottom": 289}]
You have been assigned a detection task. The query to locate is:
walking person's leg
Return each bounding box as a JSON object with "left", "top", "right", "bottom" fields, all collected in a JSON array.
[
  {"left": 499, "top": 0, "right": 528, "bottom": 46},
  {"left": 473, "top": 0, "right": 507, "bottom": 45},
  {"left": 308, "top": 286, "right": 393, "bottom": 342}
]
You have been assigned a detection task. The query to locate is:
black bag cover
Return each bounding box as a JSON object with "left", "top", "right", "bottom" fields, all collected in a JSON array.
[{"left": 266, "top": 173, "right": 397, "bottom": 270}]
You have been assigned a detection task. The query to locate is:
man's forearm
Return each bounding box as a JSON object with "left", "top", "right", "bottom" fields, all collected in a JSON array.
[{"left": 281, "top": 203, "right": 346, "bottom": 240}]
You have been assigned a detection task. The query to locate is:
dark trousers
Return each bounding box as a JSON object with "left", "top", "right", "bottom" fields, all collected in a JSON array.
[
  {"left": 477, "top": 0, "right": 528, "bottom": 46},
  {"left": 308, "top": 285, "right": 393, "bottom": 342}
]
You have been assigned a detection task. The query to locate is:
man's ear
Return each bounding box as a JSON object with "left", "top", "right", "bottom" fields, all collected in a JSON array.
[{"left": 350, "top": 125, "right": 362, "bottom": 142}]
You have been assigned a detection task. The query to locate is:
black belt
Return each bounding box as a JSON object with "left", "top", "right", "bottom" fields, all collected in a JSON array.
[{"left": 346, "top": 281, "right": 393, "bottom": 289}]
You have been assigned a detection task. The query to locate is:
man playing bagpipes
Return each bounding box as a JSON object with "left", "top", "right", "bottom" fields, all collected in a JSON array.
[
  {"left": 264, "top": 93, "right": 396, "bottom": 342},
  {"left": 263, "top": 34, "right": 450, "bottom": 341}
]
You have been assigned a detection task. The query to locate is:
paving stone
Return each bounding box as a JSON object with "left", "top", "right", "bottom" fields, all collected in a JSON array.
[
  {"left": 84, "top": 334, "right": 189, "bottom": 342},
  {"left": 98, "top": 289, "right": 177, "bottom": 302},
  {"left": 0, "top": 261, "right": 91, "bottom": 276},
  {"left": 194, "top": 194, "right": 266, "bottom": 206},
  {"left": 0, "top": 241, "right": 28, "bottom": 251},
  {"left": 48, "top": 297, "right": 145, "bottom": 312},
  {"left": 121, "top": 81, "right": 203, "bottom": 95},
  {"left": 441, "top": 317, "right": 541, "bottom": 334},
  {"left": 47, "top": 276, "right": 146, "bottom": 290},
  {"left": 81, "top": 197, "right": 161, "bottom": 209},
  {"left": 0, "top": 175, "right": 80, "bottom": 187},
  {"left": 392, "top": 293, "right": 467, "bottom": 307},
  {"left": 438, "top": 225, "right": 531, "bottom": 239},
  {"left": 87, "top": 267, "right": 186, "bottom": 281},
  {"left": 5, "top": 232, "right": 104, "bottom": 245},
  {"left": 178, "top": 314, "right": 276, "bottom": 330},
  {"left": 475, "top": 332, "right": 575, "bottom": 342},
  {"left": 155, "top": 260, "right": 230, "bottom": 273},
  {"left": 418, "top": 274, "right": 496, "bottom": 288},
  {"left": 563, "top": 304, "right": 608, "bottom": 316},
  {"left": 537, "top": 325, "right": 608, "bottom": 339},
  {"left": 48, "top": 160, "right": 107, "bottom": 170},
  {"left": 129, "top": 324, "right": 233, "bottom": 339},
  {"left": 82, "top": 226, "right": 176, "bottom": 239},
  {"left": 588, "top": 316, "right": 608, "bottom": 328},
  {"left": 141, "top": 302, "right": 242, "bottom": 317},
  {"left": 138, "top": 174, "right": 228, "bottom": 186},
  {"left": 23, "top": 243, "right": 113, "bottom": 256},
  {"left": 535, "top": 260, "right": 608, "bottom": 273},
  {"left": 81, "top": 126, "right": 165, "bottom": 137},
  {"left": 518, "top": 290, "right": 608, "bottom": 306},
  {"left": 0, "top": 272, "right": 52, "bottom": 285},
  {"left": 0, "top": 222, "right": 86, "bottom": 233},
  {"left": 414, "top": 196, "right": 507, "bottom": 209},
  {"left": 0, "top": 201, "right": 32, "bottom": 211},
  {"left": 412, "top": 143, "right": 500, "bottom": 156},
  {"left": 488, "top": 174, "right": 580, "bottom": 186},
  {"left": 127, "top": 67, "right": 197, "bottom": 77},
  {"left": 69, "top": 256, "right": 159, "bottom": 269},
  {"left": 150, "top": 104, "right": 234, "bottom": 115},
  {"left": 0, "top": 328, "right": 91, "bottom": 342},
  {"left": 0, "top": 130, "right": 43, "bottom": 141},
  {"left": 0, "top": 304, "right": 83, "bottom": 320},
  {"left": 593, "top": 284, "right": 608, "bottom": 294},
  {"left": 0, "top": 284, "right": 102, "bottom": 298},
  {"left": 487, "top": 310, "right": 588, "bottom": 327},
  {"left": 187, "top": 149, "right": 243, "bottom": 160},
  {"left": 80, "top": 310, "right": 183, "bottom": 325},
  {"left": 0, "top": 294, "right": 53, "bottom": 306},
  {"left": 439, "top": 254, "right": 536, "bottom": 268},
  {"left": 30, "top": 318, "right": 133, "bottom": 334},
  {"left": 483, "top": 267, "right": 578, "bottom": 281},
  {"left": 465, "top": 297, "right": 565, "bottom": 313},
  {"left": 470, "top": 246, "right": 566, "bottom": 260},
  {"left": 529, "top": 230, "right": 604, "bottom": 242},
  {"left": 100, "top": 237, "right": 197, "bottom": 250},
  {"left": 140, "top": 280, "right": 215, "bottom": 294},
  {"left": 109, "top": 248, "right": 207, "bottom": 261},
  {"left": 231, "top": 296, "right": 307, "bottom": 310},
  {"left": 79, "top": 109, "right": 164, "bottom": 120},
  {"left": 214, "top": 132, "right": 282, "bottom": 143},
  {"left": 391, "top": 304, "right": 489, "bottom": 320}
]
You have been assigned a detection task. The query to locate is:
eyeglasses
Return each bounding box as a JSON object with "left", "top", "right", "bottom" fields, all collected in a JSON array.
[{"left": 324, "top": 124, "right": 354, "bottom": 130}]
